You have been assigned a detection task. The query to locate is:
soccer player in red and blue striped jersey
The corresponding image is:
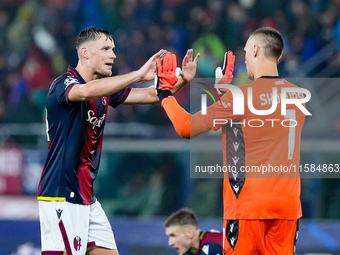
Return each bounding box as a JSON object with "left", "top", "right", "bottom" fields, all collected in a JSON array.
[
  {"left": 38, "top": 27, "right": 199, "bottom": 255},
  {"left": 165, "top": 208, "right": 223, "bottom": 255}
]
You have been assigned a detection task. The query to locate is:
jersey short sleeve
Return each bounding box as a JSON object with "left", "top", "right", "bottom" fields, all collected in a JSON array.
[
  {"left": 52, "top": 74, "right": 80, "bottom": 106},
  {"left": 109, "top": 87, "right": 131, "bottom": 108}
]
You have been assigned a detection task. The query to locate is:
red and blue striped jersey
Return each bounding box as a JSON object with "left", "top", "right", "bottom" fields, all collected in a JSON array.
[
  {"left": 185, "top": 230, "right": 222, "bottom": 255},
  {"left": 38, "top": 66, "right": 131, "bottom": 205}
]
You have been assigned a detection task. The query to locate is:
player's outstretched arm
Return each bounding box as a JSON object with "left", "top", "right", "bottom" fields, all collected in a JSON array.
[
  {"left": 68, "top": 49, "right": 167, "bottom": 102},
  {"left": 161, "top": 97, "right": 210, "bottom": 139},
  {"left": 123, "top": 49, "right": 200, "bottom": 105}
]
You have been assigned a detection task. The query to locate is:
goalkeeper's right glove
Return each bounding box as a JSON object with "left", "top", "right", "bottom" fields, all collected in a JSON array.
[{"left": 155, "top": 52, "right": 179, "bottom": 102}]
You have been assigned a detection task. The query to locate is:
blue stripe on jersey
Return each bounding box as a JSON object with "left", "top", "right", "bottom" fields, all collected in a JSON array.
[{"left": 38, "top": 66, "right": 130, "bottom": 204}]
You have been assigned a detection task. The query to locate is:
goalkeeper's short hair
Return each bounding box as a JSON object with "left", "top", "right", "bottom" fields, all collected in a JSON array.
[
  {"left": 250, "top": 27, "right": 284, "bottom": 62},
  {"left": 164, "top": 208, "right": 199, "bottom": 229}
]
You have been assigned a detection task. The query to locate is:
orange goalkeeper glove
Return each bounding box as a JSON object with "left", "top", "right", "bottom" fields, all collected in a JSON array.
[
  {"left": 215, "top": 51, "right": 235, "bottom": 85},
  {"left": 155, "top": 52, "right": 179, "bottom": 102}
]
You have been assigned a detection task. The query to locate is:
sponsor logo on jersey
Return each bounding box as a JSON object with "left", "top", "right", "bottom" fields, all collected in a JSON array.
[{"left": 86, "top": 110, "right": 106, "bottom": 129}]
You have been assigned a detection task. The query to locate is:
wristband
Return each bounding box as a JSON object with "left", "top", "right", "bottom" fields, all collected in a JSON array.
[{"left": 157, "top": 90, "right": 173, "bottom": 102}]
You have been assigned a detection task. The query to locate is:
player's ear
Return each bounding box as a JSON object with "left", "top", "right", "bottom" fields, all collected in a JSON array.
[
  {"left": 277, "top": 54, "right": 282, "bottom": 63},
  {"left": 80, "top": 46, "right": 89, "bottom": 59},
  {"left": 186, "top": 226, "right": 195, "bottom": 239},
  {"left": 253, "top": 44, "right": 260, "bottom": 58}
]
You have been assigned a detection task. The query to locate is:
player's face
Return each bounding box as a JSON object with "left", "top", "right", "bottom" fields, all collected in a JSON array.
[
  {"left": 87, "top": 34, "right": 116, "bottom": 77},
  {"left": 166, "top": 225, "right": 192, "bottom": 255}
]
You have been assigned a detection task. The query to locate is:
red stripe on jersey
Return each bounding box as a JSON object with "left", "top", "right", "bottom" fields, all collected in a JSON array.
[
  {"left": 78, "top": 99, "right": 108, "bottom": 204},
  {"left": 78, "top": 99, "right": 97, "bottom": 204},
  {"left": 200, "top": 232, "right": 223, "bottom": 247},
  {"left": 95, "top": 97, "right": 109, "bottom": 164},
  {"left": 55, "top": 71, "right": 72, "bottom": 80}
]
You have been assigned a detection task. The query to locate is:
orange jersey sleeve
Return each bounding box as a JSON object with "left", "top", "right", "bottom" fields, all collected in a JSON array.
[{"left": 162, "top": 97, "right": 211, "bottom": 138}]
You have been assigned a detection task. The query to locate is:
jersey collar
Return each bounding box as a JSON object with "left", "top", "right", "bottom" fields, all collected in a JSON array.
[
  {"left": 67, "top": 66, "right": 86, "bottom": 84},
  {"left": 258, "top": 76, "right": 281, "bottom": 79}
]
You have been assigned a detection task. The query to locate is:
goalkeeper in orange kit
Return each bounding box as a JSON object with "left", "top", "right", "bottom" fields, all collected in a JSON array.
[{"left": 156, "top": 27, "right": 305, "bottom": 255}]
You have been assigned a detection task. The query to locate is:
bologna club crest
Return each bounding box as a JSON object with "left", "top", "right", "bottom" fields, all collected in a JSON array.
[{"left": 74, "top": 236, "right": 82, "bottom": 251}]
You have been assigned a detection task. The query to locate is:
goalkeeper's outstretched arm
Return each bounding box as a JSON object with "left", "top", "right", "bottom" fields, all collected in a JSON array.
[{"left": 161, "top": 97, "right": 210, "bottom": 139}]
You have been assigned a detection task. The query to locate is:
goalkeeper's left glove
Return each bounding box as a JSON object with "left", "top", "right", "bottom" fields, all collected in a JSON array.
[
  {"left": 215, "top": 51, "right": 235, "bottom": 93},
  {"left": 155, "top": 52, "right": 179, "bottom": 102}
]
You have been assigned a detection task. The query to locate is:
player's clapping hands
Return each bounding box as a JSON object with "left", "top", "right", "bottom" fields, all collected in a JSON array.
[
  {"left": 138, "top": 49, "right": 167, "bottom": 81},
  {"left": 155, "top": 52, "right": 179, "bottom": 101},
  {"left": 180, "top": 49, "right": 200, "bottom": 83},
  {"left": 155, "top": 52, "right": 178, "bottom": 92},
  {"left": 155, "top": 50, "right": 200, "bottom": 102}
]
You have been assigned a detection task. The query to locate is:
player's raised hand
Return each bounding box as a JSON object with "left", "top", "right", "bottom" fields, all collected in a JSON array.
[
  {"left": 155, "top": 52, "right": 178, "bottom": 92},
  {"left": 180, "top": 49, "right": 200, "bottom": 82},
  {"left": 138, "top": 49, "right": 167, "bottom": 81},
  {"left": 215, "top": 51, "right": 235, "bottom": 85},
  {"left": 155, "top": 52, "right": 178, "bottom": 102}
]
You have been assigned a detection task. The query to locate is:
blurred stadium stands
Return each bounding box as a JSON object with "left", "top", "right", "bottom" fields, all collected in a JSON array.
[{"left": 0, "top": 0, "right": 340, "bottom": 254}]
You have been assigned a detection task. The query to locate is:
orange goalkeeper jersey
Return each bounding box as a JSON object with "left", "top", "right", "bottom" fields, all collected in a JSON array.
[{"left": 197, "top": 76, "right": 306, "bottom": 220}]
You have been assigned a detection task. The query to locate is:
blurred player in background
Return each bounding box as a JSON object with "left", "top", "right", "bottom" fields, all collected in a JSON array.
[
  {"left": 156, "top": 27, "right": 306, "bottom": 254},
  {"left": 37, "top": 26, "right": 199, "bottom": 255},
  {"left": 165, "top": 208, "right": 222, "bottom": 255}
]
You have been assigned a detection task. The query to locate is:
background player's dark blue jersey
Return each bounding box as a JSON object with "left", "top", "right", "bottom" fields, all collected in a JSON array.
[
  {"left": 38, "top": 66, "right": 131, "bottom": 205},
  {"left": 185, "top": 230, "right": 222, "bottom": 255}
]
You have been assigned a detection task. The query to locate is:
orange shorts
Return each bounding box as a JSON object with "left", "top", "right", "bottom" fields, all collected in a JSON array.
[{"left": 223, "top": 219, "right": 299, "bottom": 255}]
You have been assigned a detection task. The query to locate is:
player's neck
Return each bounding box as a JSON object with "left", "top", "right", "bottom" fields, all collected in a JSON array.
[
  {"left": 189, "top": 232, "right": 201, "bottom": 254},
  {"left": 254, "top": 62, "right": 278, "bottom": 80},
  {"left": 75, "top": 63, "right": 100, "bottom": 82}
]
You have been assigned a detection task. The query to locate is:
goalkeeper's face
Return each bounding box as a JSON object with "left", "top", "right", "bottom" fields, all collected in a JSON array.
[
  {"left": 166, "top": 225, "right": 194, "bottom": 255},
  {"left": 86, "top": 34, "right": 116, "bottom": 78}
]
